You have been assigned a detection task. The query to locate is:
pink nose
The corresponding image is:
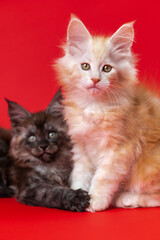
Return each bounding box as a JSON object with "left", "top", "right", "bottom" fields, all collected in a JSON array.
[{"left": 91, "top": 78, "right": 100, "bottom": 85}]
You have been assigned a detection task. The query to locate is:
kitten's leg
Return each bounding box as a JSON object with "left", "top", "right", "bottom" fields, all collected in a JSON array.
[
  {"left": 17, "top": 183, "right": 90, "bottom": 212},
  {"left": 70, "top": 144, "right": 93, "bottom": 191},
  {"left": 114, "top": 192, "right": 160, "bottom": 208},
  {"left": 87, "top": 146, "right": 136, "bottom": 212}
]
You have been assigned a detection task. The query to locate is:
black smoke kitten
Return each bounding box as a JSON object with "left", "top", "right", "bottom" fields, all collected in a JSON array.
[
  {"left": 0, "top": 127, "right": 12, "bottom": 197},
  {"left": 6, "top": 89, "right": 90, "bottom": 211}
]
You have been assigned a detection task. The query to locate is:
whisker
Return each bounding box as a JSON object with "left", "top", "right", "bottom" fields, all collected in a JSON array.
[{"left": 104, "top": 87, "right": 120, "bottom": 106}]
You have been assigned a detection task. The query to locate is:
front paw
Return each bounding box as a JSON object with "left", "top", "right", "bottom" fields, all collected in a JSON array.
[
  {"left": 65, "top": 189, "right": 90, "bottom": 212},
  {"left": 86, "top": 198, "right": 109, "bottom": 212},
  {"left": 114, "top": 192, "right": 139, "bottom": 208}
]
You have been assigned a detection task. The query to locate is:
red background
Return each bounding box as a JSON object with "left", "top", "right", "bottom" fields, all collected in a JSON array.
[
  {"left": 1, "top": 0, "right": 160, "bottom": 128},
  {"left": 0, "top": 1, "right": 160, "bottom": 239}
]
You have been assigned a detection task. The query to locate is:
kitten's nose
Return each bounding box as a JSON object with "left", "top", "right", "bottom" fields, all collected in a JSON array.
[
  {"left": 91, "top": 78, "right": 100, "bottom": 85},
  {"left": 40, "top": 144, "right": 48, "bottom": 151}
]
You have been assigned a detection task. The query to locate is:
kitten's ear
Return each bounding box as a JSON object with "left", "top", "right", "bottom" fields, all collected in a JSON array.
[
  {"left": 46, "top": 88, "right": 63, "bottom": 117},
  {"left": 6, "top": 99, "right": 31, "bottom": 127},
  {"left": 67, "top": 15, "right": 91, "bottom": 56},
  {"left": 110, "top": 22, "right": 134, "bottom": 53}
]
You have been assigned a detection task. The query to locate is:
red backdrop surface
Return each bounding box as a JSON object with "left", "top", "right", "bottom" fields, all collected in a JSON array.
[{"left": 0, "top": 1, "right": 160, "bottom": 240}]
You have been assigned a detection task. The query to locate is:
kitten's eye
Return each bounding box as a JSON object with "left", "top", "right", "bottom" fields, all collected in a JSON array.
[
  {"left": 81, "top": 63, "right": 90, "bottom": 71},
  {"left": 28, "top": 135, "right": 36, "bottom": 142},
  {"left": 102, "top": 65, "right": 112, "bottom": 73},
  {"left": 48, "top": 132, "right": 56, "bottom": 139}
]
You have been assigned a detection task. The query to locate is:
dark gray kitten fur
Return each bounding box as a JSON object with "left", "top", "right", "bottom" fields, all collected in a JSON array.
[
  {"left": 0, "top": 127, "right": 12, "bottom": 197},
  {"left": 3, "top": 90, "right": 90, "bottom": 211}
]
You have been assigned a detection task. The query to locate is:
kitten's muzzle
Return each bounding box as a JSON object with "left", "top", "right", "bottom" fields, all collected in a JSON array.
[
  {"left": 87, "top": 83, "right": 101, "bottom": 95},
  {"left": 41, "top": 147, "right": 58, "bottom": 162},
  {"left": 31, "top": 146, "right": 58, "bottom": 158}
]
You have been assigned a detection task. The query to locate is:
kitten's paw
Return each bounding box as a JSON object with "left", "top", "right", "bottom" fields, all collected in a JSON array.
[
  {"left": 65, "top": 189, "right": 90, "bottom": 212},
  {"left": 115, "top": 192, "right": 139, "bottom": 208},
  {"left": 86, "top": 198, "right": 109, "bottom": 212}
]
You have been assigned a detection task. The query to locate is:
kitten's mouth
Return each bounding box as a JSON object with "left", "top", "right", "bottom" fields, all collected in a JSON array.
[
  {"left": 40, "top": 152, "right": 54, "bottom": 162},
  {"left": 32, "top": 149, "right": 57, "bottom": 163},
  {"left": 87, "top": 85, "right": 101, "bottom": 95}
]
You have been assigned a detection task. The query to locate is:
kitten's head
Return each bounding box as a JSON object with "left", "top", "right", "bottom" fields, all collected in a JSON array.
[
  {"left": 6, "top": 89, "right": 71, "bottom": 167},
  {"left": 55, "top": 15, "right": 137, "bottom": 105}
]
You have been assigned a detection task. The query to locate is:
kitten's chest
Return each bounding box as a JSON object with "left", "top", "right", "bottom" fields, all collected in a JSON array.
[
  {"left": 65, "top": 105, "right": 120, "bottom": 143},
  {"left": 35, "top": 164, "right": 70, "bottom": 184}
]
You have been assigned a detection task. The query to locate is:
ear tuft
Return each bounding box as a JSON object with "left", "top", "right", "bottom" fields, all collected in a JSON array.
[{"left": 70, "top": 13, "right": 79, "bottom": 21}]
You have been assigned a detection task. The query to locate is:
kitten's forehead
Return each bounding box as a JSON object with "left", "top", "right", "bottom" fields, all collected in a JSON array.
[
  {"left": 31, "top": 112, "right": 46, "bottom": 128},
  {"left": 21, "top": 112, "right": 49, "bottom": 130},
  {"left": 91, "top": 36, "right": 109, "bottom": 62},
  {"left": 45, "top": 118, "right": 67, "bottom": 132}
]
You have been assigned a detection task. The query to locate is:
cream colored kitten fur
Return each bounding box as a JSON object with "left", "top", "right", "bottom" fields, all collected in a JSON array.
[{"left": 55, "top": 15, "right": 160, "bottom": 212}]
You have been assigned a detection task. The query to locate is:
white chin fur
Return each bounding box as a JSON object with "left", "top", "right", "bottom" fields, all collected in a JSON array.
[{"left": 87, "top": 86, "right": 102, "bottom": 95}]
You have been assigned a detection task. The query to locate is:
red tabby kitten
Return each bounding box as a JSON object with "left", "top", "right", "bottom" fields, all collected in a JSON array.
[{"left": 55, "top": 15, "right": 160, "bottom": 212}]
